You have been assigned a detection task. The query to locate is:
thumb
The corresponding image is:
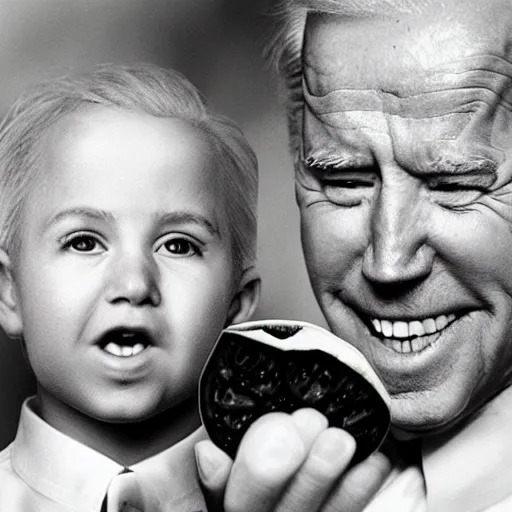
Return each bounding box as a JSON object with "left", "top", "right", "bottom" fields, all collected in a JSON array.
[{"left": 195, "top": 440, "right": 233, "bottom": 511}]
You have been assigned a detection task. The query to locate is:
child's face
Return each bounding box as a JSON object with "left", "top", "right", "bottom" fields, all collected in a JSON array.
[{"left": 3, "top": 106, "right": 257, "bottom": 424}]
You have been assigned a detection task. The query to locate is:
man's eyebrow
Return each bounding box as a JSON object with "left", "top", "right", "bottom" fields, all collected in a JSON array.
[
  {"left": 303, "top": 150, "right": 499, "bottom": 181},
  {"left": 302, "top": 152, "right": 374, "bottom": 171},
  {"left": 420, "top": 157, "right": 499, "bottom": 181},
  {"left": 154, "top": 211, "right": 221, "bottom": 238}
]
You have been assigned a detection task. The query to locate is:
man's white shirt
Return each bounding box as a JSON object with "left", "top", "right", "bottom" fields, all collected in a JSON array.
[{"left": 365, "top": 385, "right": 512, "bottom": 511}]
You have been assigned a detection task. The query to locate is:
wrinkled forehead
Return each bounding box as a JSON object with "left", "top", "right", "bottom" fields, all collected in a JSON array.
[
  {"left": 302, "top": 1, "right": 512, "bottom": 176},
  {"left": 304, "top": 0, "right": 512, "bottom": 95}
]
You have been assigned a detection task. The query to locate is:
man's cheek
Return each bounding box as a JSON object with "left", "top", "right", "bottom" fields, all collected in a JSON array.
[
  {"left": 300, "top": 215, "right": 330, "bottom": 275},
  {"left": 300, "top": 212, "right": 349, "bottom": 281}
]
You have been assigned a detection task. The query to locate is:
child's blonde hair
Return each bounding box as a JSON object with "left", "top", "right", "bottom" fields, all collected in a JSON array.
[{"left": 0, "top": 63, "right": 258, "bottom": 275}]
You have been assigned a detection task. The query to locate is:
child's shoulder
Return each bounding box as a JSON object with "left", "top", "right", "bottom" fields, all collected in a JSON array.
[
  {"left": 0, "top": 443, "right": 27, "bottom": 500},
  {"left": 0, "top": 441, "right": 69, "bottom": 510},
  {"left": 0, "top": 442, "right": 13, "bottom": 467}
]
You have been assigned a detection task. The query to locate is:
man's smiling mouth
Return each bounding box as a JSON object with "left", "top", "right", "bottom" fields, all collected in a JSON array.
[
  {"left": 97, "top": 329, "right": 153, "bottom": 358},
  {"left": 367, "top": 313, "right": 460, "bottom": 354}
]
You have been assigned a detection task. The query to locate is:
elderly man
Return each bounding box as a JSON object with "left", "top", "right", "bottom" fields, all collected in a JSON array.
[{"left": 194, "top": 0, "right": 512, "bottom": 510}]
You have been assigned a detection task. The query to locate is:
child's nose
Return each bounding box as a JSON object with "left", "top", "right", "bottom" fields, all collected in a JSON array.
[{"left": 105, "top": 252, "right": 161, "bottom": 307}]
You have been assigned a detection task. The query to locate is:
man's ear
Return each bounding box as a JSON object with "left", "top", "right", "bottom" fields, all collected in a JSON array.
[
  {"left": 226, "top": 266, "right": 261, "bottom": 326},
  {"left": 0, "top": 249, "right": 23, "bottom": 338}
]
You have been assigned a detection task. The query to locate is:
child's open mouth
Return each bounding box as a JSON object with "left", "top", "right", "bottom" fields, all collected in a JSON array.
[{"left": 97, "top": 328, "right": 153, "bottom": 358}]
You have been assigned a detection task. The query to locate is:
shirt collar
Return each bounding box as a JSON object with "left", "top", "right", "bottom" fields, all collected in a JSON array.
[
  {"left": 131, "top": 425, "right": 206, "bottom": 508},
  {"left": 422, "top": 385, "right": 512, "bottom": 512},
  {"left": 12, "top": 398, "right": 206, "bottom": 511}
]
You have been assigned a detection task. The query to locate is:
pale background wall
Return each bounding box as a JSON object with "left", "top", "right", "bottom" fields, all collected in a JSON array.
[{"left": 0, "top": 0, "right": 326, "bottom": 449}]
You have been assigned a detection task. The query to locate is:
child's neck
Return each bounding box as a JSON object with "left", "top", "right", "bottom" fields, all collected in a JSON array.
[{"left": 35, "top": 388, "right": 200, "bottom": 466}]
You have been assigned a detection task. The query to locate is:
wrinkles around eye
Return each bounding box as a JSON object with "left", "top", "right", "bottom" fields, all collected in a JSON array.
[
  {"left": 430, "top": 190, "right": 484, "bottom": 209},
  {"left": 297, "top": 163, "right": 379, "bottom": 208},
  {"left": 477, "top": 190, "right": 512, "bottom": 225}
]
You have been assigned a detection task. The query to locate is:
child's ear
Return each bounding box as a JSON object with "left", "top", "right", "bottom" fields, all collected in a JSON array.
[
  {"left": 0, "top": 249, "right": 23, "bottom": 338},
  {"left": 226, "top": 267, "right": 261, "bottom": 326}
]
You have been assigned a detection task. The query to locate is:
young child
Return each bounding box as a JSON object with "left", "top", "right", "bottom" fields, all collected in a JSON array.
[{"left": 0, "top": 63, "right": 260, "bottom": 511}]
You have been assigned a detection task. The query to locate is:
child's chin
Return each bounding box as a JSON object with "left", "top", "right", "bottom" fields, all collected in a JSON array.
[
  {"left": 96, "top": 410, "right": 157, "bottom": 424},
  {"left": 85, "top": 393, "right": 195, "bottom": 426},
  {"left": 84, "top": 397, "right": 167, "bottom": 424}
]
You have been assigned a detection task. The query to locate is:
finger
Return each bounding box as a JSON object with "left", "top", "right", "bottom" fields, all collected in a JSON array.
[
  {"left": 322, "top": 451, "right": 392, "bottom": 512},
  {"left": 291, "top": 408, "right": 329, "bottom": 449},
  {"left": 224, "top": 412, "right": 307, "bottom": 512},
  {"left": 275, "top": 427, "right": 356, "bottom": 512},
  {"left": 195, "top": 440, "right": 233, "bottom": 511}
]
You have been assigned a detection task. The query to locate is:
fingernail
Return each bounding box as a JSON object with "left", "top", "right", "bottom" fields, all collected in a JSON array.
[
  {"left": 311, "top": 428, "right": 356, "bottom": 466},
  {"left": 194, "top": 441, "right": 222, "bottom": 484}
]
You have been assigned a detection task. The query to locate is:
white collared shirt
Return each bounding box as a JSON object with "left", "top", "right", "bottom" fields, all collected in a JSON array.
[
  {"left": 0, "top": 398, "right": 207, "bottom": 512},
  {"left": 364, "top": 385, "right": 512, "bottom": 511},
  {"left": 4, "top": 387, "right": 512, "bottom": 512}
]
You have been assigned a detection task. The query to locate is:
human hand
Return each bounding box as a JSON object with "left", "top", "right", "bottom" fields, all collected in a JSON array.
[{"left": 194, "top": 408, "right": 391, "bottom": 512}]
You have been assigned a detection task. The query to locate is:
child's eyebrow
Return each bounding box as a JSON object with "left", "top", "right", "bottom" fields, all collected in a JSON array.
[
  {"left": 44, "top": 207, "right": 114, "bottom": 229},
  {"left": 154, "top": 211, "right": 221, "bottom": 238},
  {"left": 44, "top": 208, "right": 221, "bottom": 238}
]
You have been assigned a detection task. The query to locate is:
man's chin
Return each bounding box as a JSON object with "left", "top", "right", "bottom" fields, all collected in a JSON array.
[
  {"left": 387, "top": 392, "right": 471, "bottom": 440},
  {"left": 390, "top": 421, "right": 455, "bottom": 441}
]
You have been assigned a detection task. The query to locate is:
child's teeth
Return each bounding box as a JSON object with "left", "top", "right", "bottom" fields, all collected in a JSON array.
[
  {"left": 121, "top": 346, "right": 133, "bottom": 357},
  {"left": 132, "top": 343, "right": 145, "bottom": 356},
  {"left": 104, "top": 342, "right": 122, "bottom": 357},
  {"left": 103, "top": 340, "right": 146, "bottom": 357}
]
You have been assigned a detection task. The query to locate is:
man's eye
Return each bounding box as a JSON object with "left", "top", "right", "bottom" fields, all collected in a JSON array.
[
  {"left": 428, "top": 181, "right": 485, "bottom": 207},
  {"left": 157, "top": 237, "right": 201, "bottom": 257},
  {"left": 429, "top": 182, "right": 471, "bottom": 192},
  {"left": 321, "top": 174, "right": 378, "bottom": 206},
  {"left": 324, "top": 178, "right": 375, "bottom": 189},
  {"left": 63, "top": 234, "right": 105, "bottom": 254}
]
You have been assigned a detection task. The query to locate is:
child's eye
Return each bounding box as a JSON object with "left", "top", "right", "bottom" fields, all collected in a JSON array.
[
  {"left": 63, "top": 234, "right": 105, "bottom": 254},
  {"left": 157, "top": 237, "right": 201, "bottom": 257}
]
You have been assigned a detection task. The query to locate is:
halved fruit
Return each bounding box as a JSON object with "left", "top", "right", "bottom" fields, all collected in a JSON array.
[{"left": 199, "top": 320, "right": 390, "bottom": 464}]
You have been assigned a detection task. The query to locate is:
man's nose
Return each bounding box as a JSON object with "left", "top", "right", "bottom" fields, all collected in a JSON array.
[
  {"left": 105, "top": 251, "right": 161, "bottom": 307},
  {"left": 362, "top": 180, "right": 434, "bottom": 286}
]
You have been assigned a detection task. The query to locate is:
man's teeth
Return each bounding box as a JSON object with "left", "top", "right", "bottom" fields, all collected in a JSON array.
[
  {"left": 371, "top": 314, "right": 456, "bottom": 340},
  {"left": 103, "top": 342, "right": 146, "bottom": 357},
  {"left": 369, "top": 314, "right": 458, "bottom": 354}
]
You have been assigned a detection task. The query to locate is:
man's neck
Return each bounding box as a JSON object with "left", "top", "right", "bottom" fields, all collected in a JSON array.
[{"left": 35, "top": 389, "right": 200, "bottom": 466}]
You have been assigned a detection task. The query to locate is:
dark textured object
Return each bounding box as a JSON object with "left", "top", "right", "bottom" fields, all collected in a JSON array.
[{"left": 199, "top": 320, "right": 390, "bottom": 464}]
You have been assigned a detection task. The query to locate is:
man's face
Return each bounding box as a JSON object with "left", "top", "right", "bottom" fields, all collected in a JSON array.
[
  {"left": 298, "top": 1, "right": 512, "bottom": 435},
  {"left": 7, "top": 106, "right": 253, "bottom": 427}
]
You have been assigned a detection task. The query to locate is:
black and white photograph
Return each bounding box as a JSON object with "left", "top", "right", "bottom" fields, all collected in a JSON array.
[{"left": 0, "top": 1, "right": 510, "bottom": 511}]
